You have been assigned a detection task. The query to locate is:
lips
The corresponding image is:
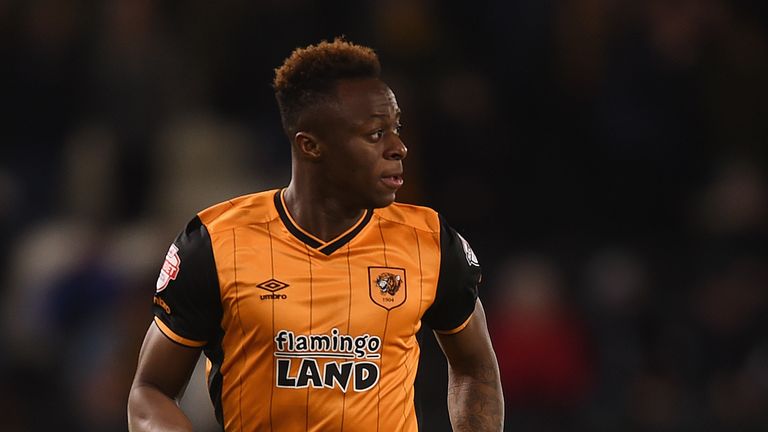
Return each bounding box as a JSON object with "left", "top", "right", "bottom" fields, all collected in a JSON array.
[{"left": 381, "top": 174, "right": 404, "bottom": 189}]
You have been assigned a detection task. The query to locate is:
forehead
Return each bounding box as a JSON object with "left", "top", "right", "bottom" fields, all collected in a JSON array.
[{"left": 333, "top": 78, "right": 399, "bottom": 121}]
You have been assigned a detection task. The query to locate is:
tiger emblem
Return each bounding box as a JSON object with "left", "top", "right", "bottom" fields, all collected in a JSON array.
[{"left": 376, "top": 273, "right": 402, "bottom": 296}]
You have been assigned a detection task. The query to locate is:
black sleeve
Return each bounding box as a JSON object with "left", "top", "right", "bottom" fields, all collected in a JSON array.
[
  {"left": 152, "top": 216, "right": 222, "bottom": 347},
  {"left": 422, "top": 214, "right": 481, "bottom": 332}
]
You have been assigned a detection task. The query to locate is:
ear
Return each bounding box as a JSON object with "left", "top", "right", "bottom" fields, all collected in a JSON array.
[{"left": 294, "top": 132, "right": 322, "bottom": 159}]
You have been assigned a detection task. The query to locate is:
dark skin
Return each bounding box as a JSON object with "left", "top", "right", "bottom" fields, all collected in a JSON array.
[
  {"left": 437, "top": 301, "right": 504, "bottom": 431},
  {"left": 128, "top": 325, "right": 199, "bottom": 432},
  {"left": 128, "top": 78, "right": 503, "bottom": 431},
  {"left": 283, "top": 78, "right": 407, "bottom": 241}
]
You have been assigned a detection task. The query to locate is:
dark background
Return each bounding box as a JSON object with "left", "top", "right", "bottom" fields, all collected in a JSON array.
[{"left": 1, "top": 1, "right": 767, "bottom": 431}]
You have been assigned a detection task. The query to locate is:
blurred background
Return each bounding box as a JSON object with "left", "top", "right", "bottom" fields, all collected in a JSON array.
[{"left": 1, "top": 1, "right": 767, "bottom": 431}]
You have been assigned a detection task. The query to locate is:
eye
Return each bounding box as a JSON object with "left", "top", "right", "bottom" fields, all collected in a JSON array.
[
  {"left": 394, "top": 123, "right": 403, "bottom": 136},
  {"left": 369, "top": 129, "right": 384, "bottom": 141}
]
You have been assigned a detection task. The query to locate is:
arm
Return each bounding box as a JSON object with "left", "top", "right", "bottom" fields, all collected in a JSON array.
[
  {"left": 128, "top": 322, "right": 202, "bottom": 432},
  {"left": 434, "top": 300, "right": 504, "bottom": 432}
]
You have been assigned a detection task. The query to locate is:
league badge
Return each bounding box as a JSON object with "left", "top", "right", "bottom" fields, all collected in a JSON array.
[
  {"left": 457, "top": 233, "right": 480, "bottom": 267},
  {"left": 156, "top": 244, "right": 181, "bottom": 292}
]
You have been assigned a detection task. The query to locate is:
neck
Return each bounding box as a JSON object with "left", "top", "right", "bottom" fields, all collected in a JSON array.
[{"left": 282, "top": 181, "right": 366, "bottom": 243}]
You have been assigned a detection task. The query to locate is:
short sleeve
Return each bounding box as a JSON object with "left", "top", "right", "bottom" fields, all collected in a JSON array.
[
  {"left": 152, "top": 216, "right": 222, "bottom": 348},
  {"left": 422, "top": 214, "right": 481, "bottom": 333}
]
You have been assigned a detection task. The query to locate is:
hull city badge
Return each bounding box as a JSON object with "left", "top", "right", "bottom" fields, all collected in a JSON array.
[{"left": 368, "top": 267, "right": 406, "bottom": 310}]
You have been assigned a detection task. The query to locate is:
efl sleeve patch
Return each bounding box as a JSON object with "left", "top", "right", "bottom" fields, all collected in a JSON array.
[
  {"left": 422, "top": 214, "right": 481, "bottom": 332},
  {"left": 156, "top": 244, "right": 181, "bottom": 293},
  {"left": 152, "top": 216, "right": 222, "bottom": 347}
]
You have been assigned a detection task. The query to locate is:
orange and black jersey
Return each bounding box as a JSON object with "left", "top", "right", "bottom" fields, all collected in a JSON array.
[{"left": 152, "top": 189, "right": 481, "bottom": 431}]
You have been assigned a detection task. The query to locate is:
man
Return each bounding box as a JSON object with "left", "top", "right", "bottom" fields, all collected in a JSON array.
[{"left": 128, "top": 37, "right": 503, "bottom": 432}]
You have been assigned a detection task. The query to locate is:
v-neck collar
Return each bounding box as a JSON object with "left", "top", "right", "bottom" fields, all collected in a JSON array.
[{"left": 273, "top": 189, "right": 373, "bottom": 256}]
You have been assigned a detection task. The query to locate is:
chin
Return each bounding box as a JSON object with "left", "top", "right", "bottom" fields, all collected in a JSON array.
[
  {"left": 366, "top": 191, "right": 397, "bottom": 209},
  {"left": 375, "top": 192, "right": 397, "bottom": 208}
]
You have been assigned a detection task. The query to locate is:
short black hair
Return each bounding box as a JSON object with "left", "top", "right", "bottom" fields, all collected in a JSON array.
[{"left": 273, "top": 37, "right": 381, "bottom": 137}]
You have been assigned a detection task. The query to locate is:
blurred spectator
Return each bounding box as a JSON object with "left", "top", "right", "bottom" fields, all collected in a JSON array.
[
  {"left": 693, "top": 159, "right": 767, "bottom": 236},
  {"left": 489, "top": 254, "right": 593, "bottom": 431}
]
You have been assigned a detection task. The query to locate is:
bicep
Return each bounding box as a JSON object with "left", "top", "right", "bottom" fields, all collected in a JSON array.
[
  {"left": 434, "top": 300, "right": 498, "bottom": 374},
  {"left": 132, "top": 322, "right": 202, "bottom": 399}
]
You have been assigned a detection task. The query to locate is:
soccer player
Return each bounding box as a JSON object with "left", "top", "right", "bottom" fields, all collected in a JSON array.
[{"left": 127, "top": 37, "right": 503, "bottom": 432}]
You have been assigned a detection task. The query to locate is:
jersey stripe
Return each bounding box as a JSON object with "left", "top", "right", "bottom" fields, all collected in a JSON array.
[
  {"left": 305, "top": 243, "right": 313, "bottom": 431},
  {"left": 403, "top": 227, "right": 423, "bottom": 420},
  {"left": 341, "top": 243, "right": 353, "bottom": 431},
  {"left": 267, "top": 220, "right": 276, "bottom": 432},
  {"left": 232, "top": 229, "right": 247, "bottom": 431},
  {"left": 376, "top": 217, "right": 387, "bottom": 432}
]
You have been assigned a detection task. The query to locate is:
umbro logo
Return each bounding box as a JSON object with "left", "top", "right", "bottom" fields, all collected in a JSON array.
[
  {"left": 257, "top": 279, "right": 289, "bottom": 292},
  {"left": 257, "top": 278, "right": 289, "bottom": 300}
]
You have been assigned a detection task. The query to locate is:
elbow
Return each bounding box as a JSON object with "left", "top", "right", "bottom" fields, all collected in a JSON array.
[
  {"left": 127, "top": 384, "right": 148, "bottom": 431},
  {"left": 127, "top": 382, "right": 167, "bottom": 431}
]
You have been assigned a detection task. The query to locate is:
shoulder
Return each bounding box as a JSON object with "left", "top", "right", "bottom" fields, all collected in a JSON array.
[
  {"left": 197, "top": 189, "right": 281, "bottom": 234},
  {"left": 374, "top": 202, "right": 441, "bottom": 234}
]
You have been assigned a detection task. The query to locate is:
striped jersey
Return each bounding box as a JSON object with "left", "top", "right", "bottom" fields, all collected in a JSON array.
[{"left": 152, "top": 189, "right": 481, "bottom": 431}]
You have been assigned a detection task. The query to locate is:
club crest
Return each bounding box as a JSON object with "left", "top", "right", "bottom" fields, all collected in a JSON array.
[
  {"left": 376, "top": 273, "right": 402, "bottom": 296},
  {"left": 368, "top": 267, "right": 406, "bottom": 310}
]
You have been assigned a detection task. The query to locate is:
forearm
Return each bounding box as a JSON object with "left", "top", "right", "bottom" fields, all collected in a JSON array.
[
  {"left": 128, "top": 384, "right": 193, "bottom": 432},
  {"left": 446, "top": 365, "right": 504, "bottom": 432}
]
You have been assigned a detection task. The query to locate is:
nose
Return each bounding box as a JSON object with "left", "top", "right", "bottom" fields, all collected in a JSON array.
[{"left": 385, "top": 136, "right": 408, "bottom": 161}]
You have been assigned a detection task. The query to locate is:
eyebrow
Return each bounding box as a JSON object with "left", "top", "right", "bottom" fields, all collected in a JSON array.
[{"left": 369, "top": 111, "right": 401, "bottom": 119}]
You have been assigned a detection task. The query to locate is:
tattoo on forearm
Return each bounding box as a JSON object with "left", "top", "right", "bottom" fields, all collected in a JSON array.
[{"left": 447, "top": 361, "right": 504, "bottom": 432}]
